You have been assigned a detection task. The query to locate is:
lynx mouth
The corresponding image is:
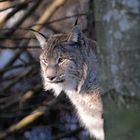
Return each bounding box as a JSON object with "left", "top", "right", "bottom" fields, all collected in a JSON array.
[
  {"left": 48, "top": 79, "right": 65, "bottom": 83},
  {"left": 51, "top": 80, "right": 64, "bottom": 83},
  {"left": 46, "top": 74, "right": 65, "bottom": 83}
]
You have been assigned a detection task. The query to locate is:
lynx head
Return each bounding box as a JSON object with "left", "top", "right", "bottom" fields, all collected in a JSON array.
[{"left": 35, "top": 26, "right": 94, "bottom": 95}]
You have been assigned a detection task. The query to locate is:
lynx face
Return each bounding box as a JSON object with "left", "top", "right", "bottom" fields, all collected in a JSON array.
[
  {"left": 36, "top": 27, "right": 86, "bottom": 95},
  {"left": 40, "top": 41, "right": 84, "bottom": 93}
]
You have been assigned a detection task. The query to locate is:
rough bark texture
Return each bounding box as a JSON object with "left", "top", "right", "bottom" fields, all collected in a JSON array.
[
  {"left": 94, "top": 0, "right": 140, "bottom": 98},
  {"left": 94, "top": 1, "right": 140, "bottom": 140}
]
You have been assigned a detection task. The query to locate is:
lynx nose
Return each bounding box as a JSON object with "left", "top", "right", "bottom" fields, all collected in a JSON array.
[{"left": 47, "top": 76, "right": 56, "bottom": 81}]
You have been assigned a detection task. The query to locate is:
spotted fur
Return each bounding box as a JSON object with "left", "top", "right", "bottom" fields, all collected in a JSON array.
[{"left": 35, "top": 26, "right": 104, "bottom": 140}]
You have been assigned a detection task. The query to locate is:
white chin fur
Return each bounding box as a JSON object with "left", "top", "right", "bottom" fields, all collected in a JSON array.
[
  {"left": 44, "top": 78, "right": 78, "bottom": 96},
  {"left": 44, "top": 81, "right": 63, "bottom": 96},
  {"left": 51, "top": 83, "right": 63, "bottom": 96}
]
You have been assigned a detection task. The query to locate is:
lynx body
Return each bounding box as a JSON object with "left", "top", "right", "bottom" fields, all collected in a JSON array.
[{"left": 35, "top": 26, "right": 104, "bottom": 140}]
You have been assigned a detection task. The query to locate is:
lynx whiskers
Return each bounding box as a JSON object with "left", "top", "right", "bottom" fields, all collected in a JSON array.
[{"left": 35, "top": 26, "right": 104, "bottom": 140}]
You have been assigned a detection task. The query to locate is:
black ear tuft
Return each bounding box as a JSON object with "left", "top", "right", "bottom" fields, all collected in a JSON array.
[
  {"left": 68, "top": 26, "right": 81, "bottom": 43},
  {"left": 74, "top": 18, "right": 78, "bottom": 26}
]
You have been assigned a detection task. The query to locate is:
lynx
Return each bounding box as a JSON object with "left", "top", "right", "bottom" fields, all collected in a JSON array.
[{"left": 35, "top": 26, "right": 104, "bottom": 140}]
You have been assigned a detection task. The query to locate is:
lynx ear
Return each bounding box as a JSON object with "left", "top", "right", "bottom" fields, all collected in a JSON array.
[
  {"left": 68, "top": 26, "right": 81, "bottom": 43},
  {"left": 34, "top": 32, "right": 47, "bottom": 49}
]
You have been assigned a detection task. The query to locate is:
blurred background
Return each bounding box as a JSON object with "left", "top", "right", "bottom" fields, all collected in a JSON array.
[{"left": 0, "top": 0, "right": 140, "bottom": 140}]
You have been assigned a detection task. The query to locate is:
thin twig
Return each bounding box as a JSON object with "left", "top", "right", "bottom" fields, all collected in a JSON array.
[
  {"left": 32, "top": 0, "right": 67, "bottom": 31},
  {"left": 0, "top": 92, "right": 65, "bottom": 140},
  {"left": 0, "top": 0, "right": 31, "bottom": 12},
  {"left": 2, "top": 67, "right": 35, "bottom": 92},
  {"left": 1, "top": 0, "right": 42, "bottom": 35},
  {"left": 0, "top": 62, "right": 38, "bottom": 75}
]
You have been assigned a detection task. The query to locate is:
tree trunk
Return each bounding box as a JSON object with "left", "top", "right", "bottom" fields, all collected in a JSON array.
[{"left": 94, "top": 0, "right": 140, "bottom": 98}]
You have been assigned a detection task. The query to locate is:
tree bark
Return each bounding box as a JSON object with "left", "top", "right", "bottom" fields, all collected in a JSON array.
[{"left": 94, "top": 0, "right": 140, "bottom": 98}]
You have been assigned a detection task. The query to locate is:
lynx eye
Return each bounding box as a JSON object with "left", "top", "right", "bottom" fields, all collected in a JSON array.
[
  {"left": 58, "top": 57, "right": 65, "bottom": 64},
  {"left": 41, "top": 59, "right": 48, "bottom": 65}
]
